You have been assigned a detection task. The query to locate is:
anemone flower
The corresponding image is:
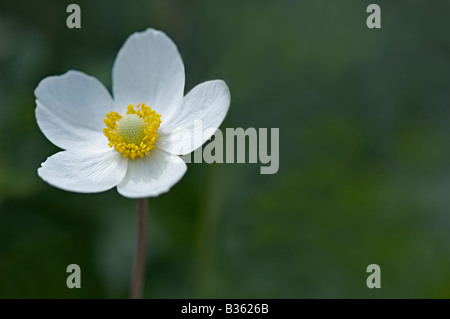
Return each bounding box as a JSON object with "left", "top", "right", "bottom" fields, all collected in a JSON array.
[{"left": 35, "top": 28, "right": 230, "bottom": 298}]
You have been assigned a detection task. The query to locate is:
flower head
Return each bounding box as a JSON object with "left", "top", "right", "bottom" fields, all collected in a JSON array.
[{"left": 35, "top": 28, "right": 230, "bottom": 198}]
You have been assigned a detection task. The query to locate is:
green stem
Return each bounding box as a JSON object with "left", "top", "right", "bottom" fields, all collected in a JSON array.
[{"left": 130, "top": 198, "right": 148, "bottom": 299}]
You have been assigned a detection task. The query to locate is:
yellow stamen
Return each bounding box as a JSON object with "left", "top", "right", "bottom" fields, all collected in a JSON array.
[{"left": 103, "top": 103, "right": 161, "bottom": 159}]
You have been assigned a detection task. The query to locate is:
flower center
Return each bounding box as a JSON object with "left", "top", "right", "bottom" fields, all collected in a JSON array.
[
  {"left": 103, "top": 103, "right": 161, "bottom": 159},
  {"left": 117, "top": 114, "right": 146, "bottom": 145}
]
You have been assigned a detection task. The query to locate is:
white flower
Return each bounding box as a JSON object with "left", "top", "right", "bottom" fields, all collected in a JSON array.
[{"left": 35, "top": 28, "right": 230, "bottom": 198}]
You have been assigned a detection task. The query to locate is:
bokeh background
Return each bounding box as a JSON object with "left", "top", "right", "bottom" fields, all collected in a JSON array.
[{"left": 1, "top": 0, "right": 450, "bottom": 298}]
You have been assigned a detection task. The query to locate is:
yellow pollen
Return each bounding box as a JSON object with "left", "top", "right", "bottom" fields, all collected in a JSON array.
[{"left": 103, "top": 103, "right": 161, "bottom": 159}]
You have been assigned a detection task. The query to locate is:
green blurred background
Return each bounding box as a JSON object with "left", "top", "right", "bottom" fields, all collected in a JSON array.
[{"left": 1, "top": 0, "right": 450, "bottom": 298}]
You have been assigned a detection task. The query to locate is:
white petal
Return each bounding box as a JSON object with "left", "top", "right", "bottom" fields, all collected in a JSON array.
[
  {"left": 35, "top": 70, "right": 114, "bottom": 151},
  {"left": 157, "top": 80, "right": 230, "bottom": 155},
  {"left": 117, "top": 149, "right": 187, "bottom": 198},
  {"left": 38, "top": 149, "right": 128, "bottom": 193},
  {"left": 112, "top": 28, "right": 185, "bottom": 122}
]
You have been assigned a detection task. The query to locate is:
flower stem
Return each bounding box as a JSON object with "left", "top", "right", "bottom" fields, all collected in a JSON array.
[{"left": 130, "top": 198, "right": 148, "bottom": 299}]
